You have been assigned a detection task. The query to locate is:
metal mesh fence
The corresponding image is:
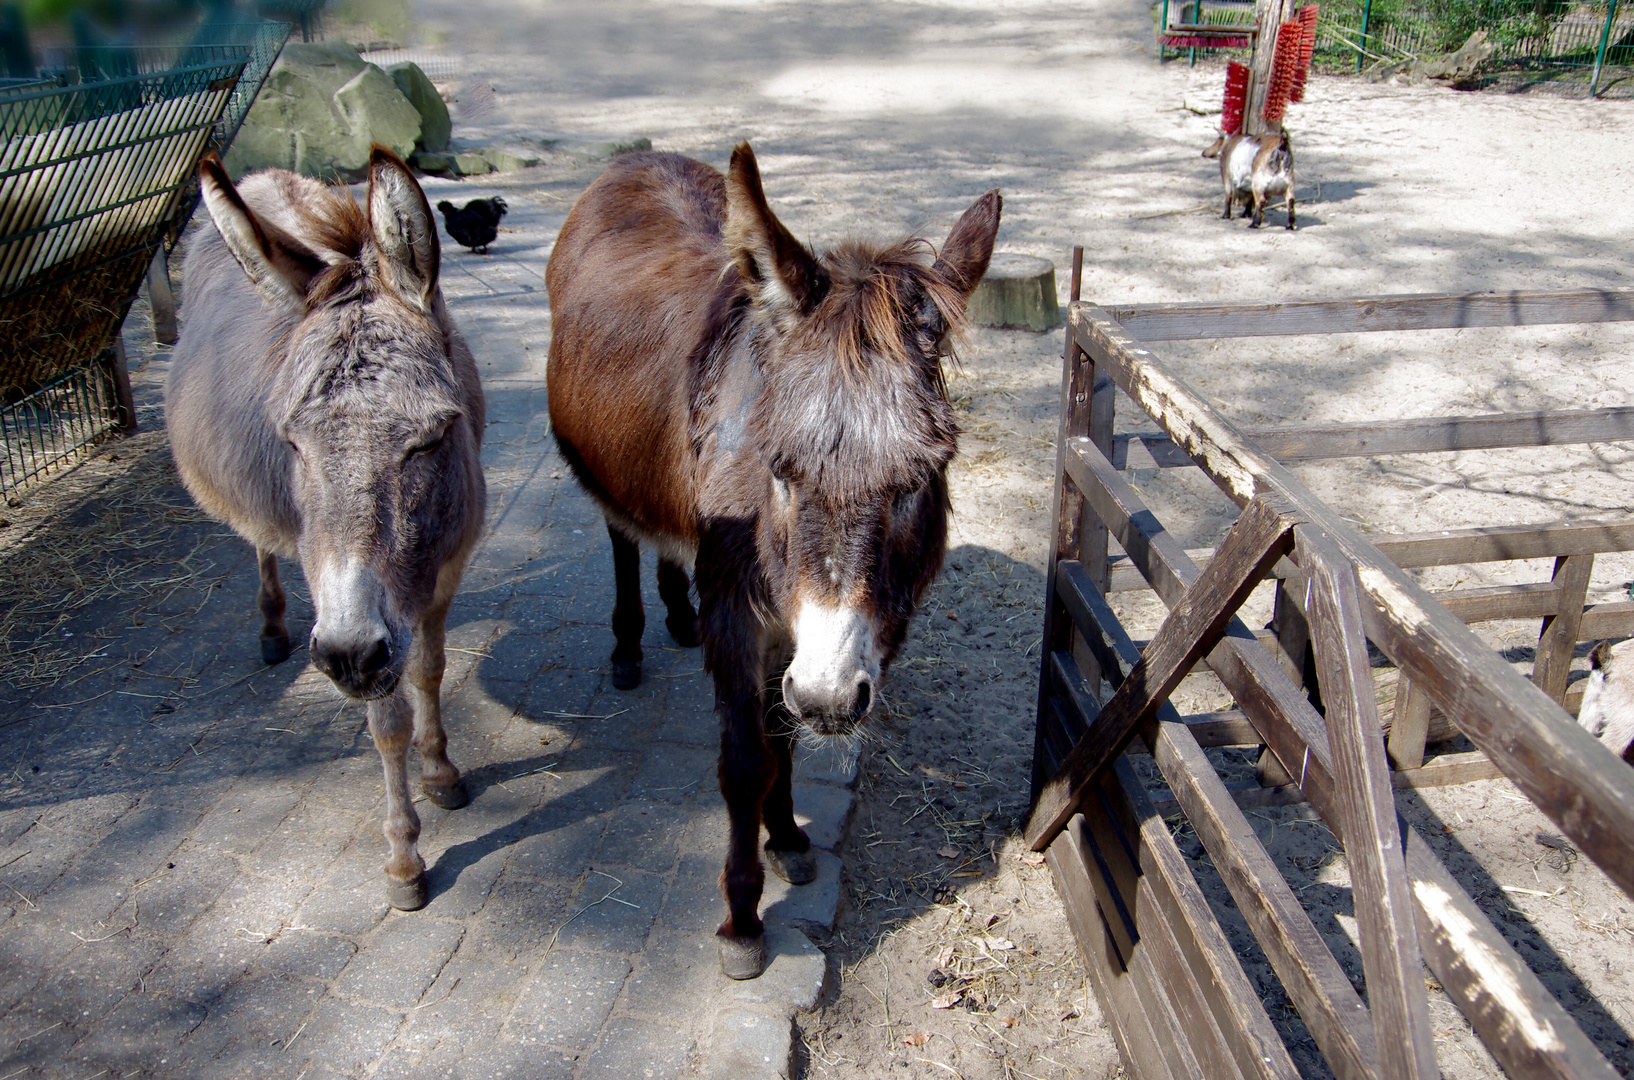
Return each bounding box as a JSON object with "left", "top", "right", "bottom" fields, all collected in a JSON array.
[
  {"left": 0, "top": 349, "right": 122, "bottom": 497},
  {"left": 1158, "top": 0, "right": 1634, "bottom": 95}
]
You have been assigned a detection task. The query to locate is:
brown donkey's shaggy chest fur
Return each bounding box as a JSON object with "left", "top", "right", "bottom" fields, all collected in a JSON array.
[{"left": 547, "top": 144, "right": 999, "bottom": 978}]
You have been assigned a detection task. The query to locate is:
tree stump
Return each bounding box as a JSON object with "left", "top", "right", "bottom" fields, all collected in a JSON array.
[{"left": 967, "top": 253, "right": 1060, "bottom": 332}]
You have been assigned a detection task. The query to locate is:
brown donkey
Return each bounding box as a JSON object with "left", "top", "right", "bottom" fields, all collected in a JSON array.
[
  {"left": 547, "top": 144, "right": 999, "bottom": 978},
  {"left": 166, "top": 148, "right": 486, "bottom": 911}
]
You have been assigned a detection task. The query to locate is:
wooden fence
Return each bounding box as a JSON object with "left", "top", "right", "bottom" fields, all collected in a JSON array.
[{"left": 1028, "top": 269, "right": 1634, "bottom": 1080}]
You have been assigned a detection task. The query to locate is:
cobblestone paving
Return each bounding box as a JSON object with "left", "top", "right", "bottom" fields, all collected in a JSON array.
[{"left": 0, "top": 183, "right": 847, "bottom": 1079}]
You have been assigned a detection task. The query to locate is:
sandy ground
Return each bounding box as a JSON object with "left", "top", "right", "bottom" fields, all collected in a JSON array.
[
  {"left": 398, "top": 0, "right": 1634, "bottom": 1075},
  {"left": 22, "top": 0, "right": 1634, "bottom": 1075}
]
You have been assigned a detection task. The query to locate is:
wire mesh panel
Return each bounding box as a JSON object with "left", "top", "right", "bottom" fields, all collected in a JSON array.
[
  {"left": 0, "top": 47, "right": 249, "bottom": 496},
  {"left": 0, "top": 349, "right": 122, "bottom": 496}
]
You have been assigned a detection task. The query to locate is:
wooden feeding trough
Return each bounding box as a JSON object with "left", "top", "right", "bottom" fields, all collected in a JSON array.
[{"left": 1027, "top": 254, "right": 1634, "bottom": 1080}]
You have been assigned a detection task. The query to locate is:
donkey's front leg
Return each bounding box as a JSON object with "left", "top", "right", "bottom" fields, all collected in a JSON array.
[
  {"left": 717, "top": 701, "right": 775, "bottom": 979},
  {"left": 658, "top": 557, "right": 699, "bottom": 647},
  {"left": 761, "top": 691, "right": 815, "bottom": 886},
  {"left": 256, "top": 548, "right": 291, "bottom": 664},
  {"left": 407, "top": 583, "right": 467, "bottom": 810},
  {"left": 369, "top": 690, "right": 427, "bottom": 910}
]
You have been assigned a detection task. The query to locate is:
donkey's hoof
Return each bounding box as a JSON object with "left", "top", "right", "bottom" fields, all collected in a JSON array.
[
  {"left": 610, "top": 659, "right": 642, "bottom": 690},
  {"left": 422, "top": 779, "right": 469, "bottom": 810},
  {"left": 666, "top": 614, "right": 700, "bottom": 649},
  {"left": 765, "top": 845, "right": 818, "bottom": 885},
  {"left": 718, "top": 933, "right": 767, "bottom": 980},
  {"left": 261, "top": 635, "right": 291, "bottom": 665},
  {"left": 386, "top": 874, "right": 429, "bottom": 911}
]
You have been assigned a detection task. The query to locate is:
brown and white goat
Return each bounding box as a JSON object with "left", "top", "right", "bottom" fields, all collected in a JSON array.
[
  {"left": 1578, "top": 640, "right": 1634, "bottom": 763},
  {"left": 1203, "top": 129, "right": 1295, "bottom": 230}
]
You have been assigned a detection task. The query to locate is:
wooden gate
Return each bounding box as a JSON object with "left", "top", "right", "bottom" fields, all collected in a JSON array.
[{"left": 1028, "top": 264, "right": 1634, "bottom": 1080}]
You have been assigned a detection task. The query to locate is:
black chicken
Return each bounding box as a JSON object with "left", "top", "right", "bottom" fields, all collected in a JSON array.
[{"left": 436, "top": 197, "right": 508, "bottom": 254}]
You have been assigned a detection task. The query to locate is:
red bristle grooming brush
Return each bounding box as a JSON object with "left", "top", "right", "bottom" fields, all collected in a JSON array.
[
  {"left": 1261, "top": 21, "right": 1302, "bottom": 126},
  {"left": 1221, "top": 60, "right": 1249, "bottom": 135},
  {"left": 1290, "top": 4, "right": 1319, "bottom": 103}
]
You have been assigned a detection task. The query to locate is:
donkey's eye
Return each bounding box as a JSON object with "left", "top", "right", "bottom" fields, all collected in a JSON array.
[{"left": 405, "top": 433, "right": 444, "bottom": 460}]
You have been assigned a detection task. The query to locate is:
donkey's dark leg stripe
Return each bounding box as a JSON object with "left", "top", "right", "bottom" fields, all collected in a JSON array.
[{"left": 608, "top": 523, "right": 644, "bottom": 688}]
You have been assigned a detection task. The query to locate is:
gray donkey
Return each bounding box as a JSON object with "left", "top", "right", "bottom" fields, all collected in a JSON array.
[{"left": 166, "top": 147, "right": 486, "bottom": 910}]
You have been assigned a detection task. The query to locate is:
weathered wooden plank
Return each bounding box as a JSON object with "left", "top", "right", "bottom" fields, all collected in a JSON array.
[
  {"left": 1114, "top": 407, "right": 1634, "bottom": 467},
  {"left": 1149, "top": 724, "right": 1379, "bottom": 1080},
  {"left": 1579, "top": 600, "right": 1634, "bottom": 639},
  {"left": 1027, "top": 494, "right": 1300, "bottom": 850},
  {"left": 1111, "top": 759, "right": 1302, "bottom": 1080},
  {"left": 1048, "top": 827, "right": 1174, "bottom": 1080},
  {"left": 1534, "top": 555, "right": 1595, "bottom": 704},
  {"left": 1063, "top": 428, "right": 1623, "bottom": 1080},
  {"left": 1109, "top": 518, "right": 1634, "bottom": 590},
  {"left": 1387, "top": 676, "right": 1435, "bottom": 771},
  {"left": 1032, "top": 315, "right": 1098, "bottom": 803},
  {"left": 1301, "top": 528, "right": 1438, "bottom": 1080},
  {"left": 1378, "top": 521, "right": 1634, "bottom": 569},
  {"left": 1073, "top": 303, "right": 1634, "bottom": 900},
  {"left": 1108, "top": 287, "right": 1634, "bottom": 341}
]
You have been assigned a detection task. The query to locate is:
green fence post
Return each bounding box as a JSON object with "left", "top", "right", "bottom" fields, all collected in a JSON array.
[
  {"left": 1592, "top": 0, "right": 1619, "bottom": 97},
  {"left": 1356, "top": 0, "right": 1373, "bottom": 72}
]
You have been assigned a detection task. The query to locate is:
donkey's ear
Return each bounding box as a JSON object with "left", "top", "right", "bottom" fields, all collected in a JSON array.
[
  {"left": 367, "top": 145, "right": 439, "bottom": 313},
  {"left": 932, "top": 190, "right": 1002, "bottom": 300},
  {"left": 725, "top": 142, "right": 826, "bottom": 315},
  {"left": 199, "top": 154, "right": 316, "bottom": 310}
]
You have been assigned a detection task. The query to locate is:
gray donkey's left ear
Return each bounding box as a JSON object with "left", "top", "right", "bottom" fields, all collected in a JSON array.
[
  {"left": 367, "top": 145, "right": 439, "bottom": 313},
  {"left": 199, "top": 153, "right": 319, "bottom": 310}
]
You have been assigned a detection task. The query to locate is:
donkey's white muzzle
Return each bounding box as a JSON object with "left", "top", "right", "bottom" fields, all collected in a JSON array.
[
  {"left": 782, "top": 600, "right": 880, "bottom": 734},
  {"left": 309, "top": 556, "right": 400, "bottom": 699}
]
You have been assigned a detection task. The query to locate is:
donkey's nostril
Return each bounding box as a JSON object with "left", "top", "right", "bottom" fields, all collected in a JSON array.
[
  {"left": 853, "top": 678, "right": 872, "bottom": 720},
  {"left": 359, "top": 638, "right": 392, "bottom": 675}
]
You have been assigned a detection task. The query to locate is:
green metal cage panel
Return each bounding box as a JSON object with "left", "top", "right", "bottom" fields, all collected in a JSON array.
[{"left": 0, "top": 49, "right": 250, "bottom": 495}]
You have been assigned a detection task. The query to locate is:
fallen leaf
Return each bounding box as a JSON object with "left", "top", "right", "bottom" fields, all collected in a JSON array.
[
  {"left": 901, "top": 1032, "right": 932, "bottom": 1047},
  {"left": 936, "top": 846, "right": 960, "bottom": 859},
  {"left": 1060, "top": 1009, "right": 1080, "bottom": 1022},
  {"left": 936, "top": 944, "right": 956, "bottom": 967},
  {"left": 982, "top": 935, "right": 1015, "bottom": 951},
  {"left": 1018, "top": 852, "right": 1046, "bottom": 867},
  {"left": 999, "top": 1015, "right": 1018, "bottom": 1029},
  {"left": 931, "top": 992, "right": 962, "bottom": 1010}
]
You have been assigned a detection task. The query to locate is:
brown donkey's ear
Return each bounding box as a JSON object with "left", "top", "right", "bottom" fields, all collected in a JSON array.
[
  {"left": 725, "top": 142, "right": 826, "bottom": 315},
  {"left": 932, "top": 189, "right": 1001, "bottom": 301},
  {"left": 367, "top": 145, "right": 440, "bottom": 314},
  {"left": 199, "top": 153, "right": 318, "bottom": 310}
]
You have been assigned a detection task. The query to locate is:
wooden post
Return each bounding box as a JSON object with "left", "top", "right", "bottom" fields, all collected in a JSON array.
[
  {"left": 1533, "top": 554, "right": 1593, "bottom": 704},
  {"left": 1245, "top": 0, "right": 1298, "bottom": 136},
  {"left": 146, "top": 248, "right": 177, "bottom": 346},
  {"left": 110, "top": 338, "right": 138, "bottom": 436},
  {"left": 1033, "top": 248, "right": 1095, "bottom": 803},
  {"left": 1300, "top": 526, "right": 1438, "bottom": 1080},
  {"left": 1387, "top": 676, "right": 1434, "bottom": 770}
]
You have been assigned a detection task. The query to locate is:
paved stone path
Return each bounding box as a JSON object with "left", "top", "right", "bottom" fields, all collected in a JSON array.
[{"left": 0, "top": 182, "right": 853, "bottom": 1078}]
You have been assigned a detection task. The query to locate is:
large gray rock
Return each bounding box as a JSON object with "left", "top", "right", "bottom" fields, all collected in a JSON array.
[
  {"left": 386, "top": 61, "right": 449, "bottom": 153},
  {"left": 224, "top": 40, "right": 421, "bottom": 182}
]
